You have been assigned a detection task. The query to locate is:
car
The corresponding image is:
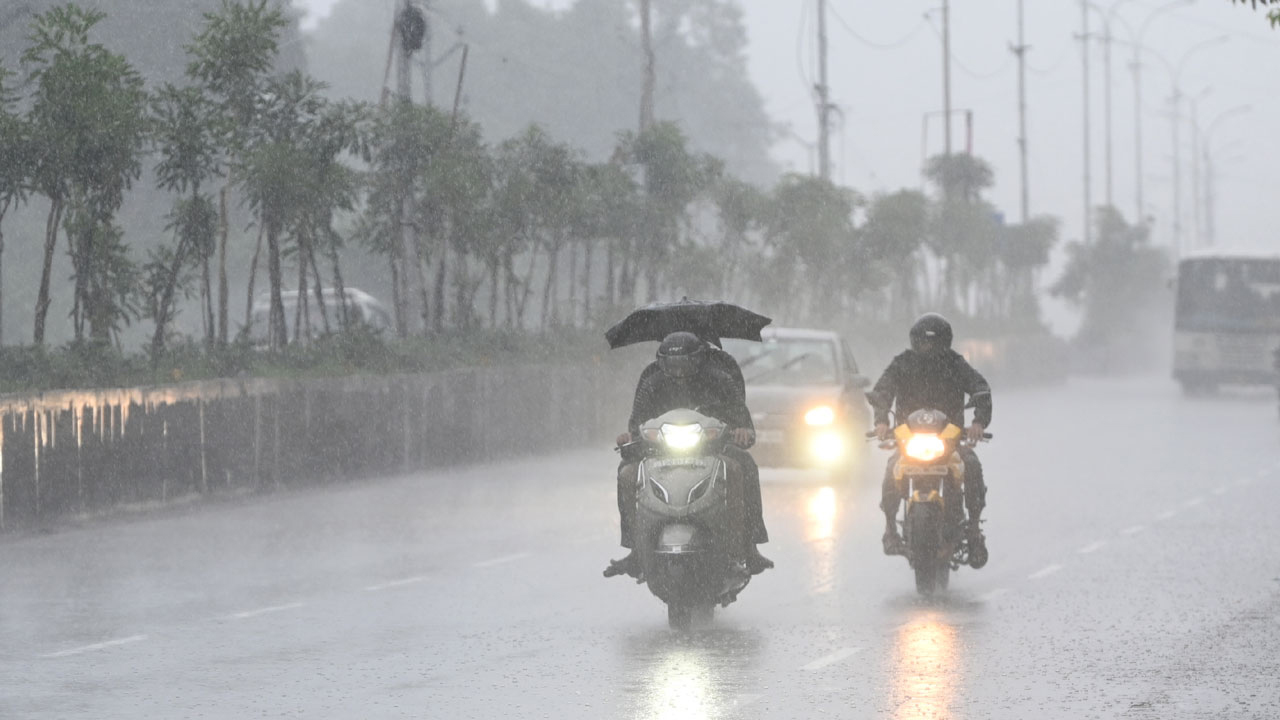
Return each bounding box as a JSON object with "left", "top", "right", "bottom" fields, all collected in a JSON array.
[
  {"left": 722, "top": 327, "right": 873, "bottom": 479},
  {"left": 247, "top": 287, "right": 394, "bottom": 344}
]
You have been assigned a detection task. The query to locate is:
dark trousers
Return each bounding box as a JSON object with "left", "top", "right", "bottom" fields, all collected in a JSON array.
[
  {"left": 880, "top": 447, "right": 986, "bottom": 521},
  {"left": 616, "top": 450, "right": 766, "bottom": 548}
]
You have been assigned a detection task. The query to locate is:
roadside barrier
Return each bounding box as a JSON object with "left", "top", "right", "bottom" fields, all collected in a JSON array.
[{"left": 0, "top": 362, "right": 637, "bottom": 530}]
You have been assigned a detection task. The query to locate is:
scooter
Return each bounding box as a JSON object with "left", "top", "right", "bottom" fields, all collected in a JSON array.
[
  {"left": 869, "top": 408, "right": 991, "bottom": 596},
  {"left": 614, "top": 408, "right": 752, "bottom": 630}
]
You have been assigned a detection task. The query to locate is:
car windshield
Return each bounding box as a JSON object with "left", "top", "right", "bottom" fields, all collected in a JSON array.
[{"left": 723, "top": 337, "right": 839, "bottom": 386}]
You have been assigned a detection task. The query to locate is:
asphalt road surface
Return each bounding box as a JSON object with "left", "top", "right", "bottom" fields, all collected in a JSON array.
[{"left": 3, "top": 377, "right": 1279, "bottom": 719}]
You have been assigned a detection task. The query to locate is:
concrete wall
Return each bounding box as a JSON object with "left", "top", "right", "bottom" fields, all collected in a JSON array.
[{"left": 0, "top": 362, "right": 638, "bottom": 530}]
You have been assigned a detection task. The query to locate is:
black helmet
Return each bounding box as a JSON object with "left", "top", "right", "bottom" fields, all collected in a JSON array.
[
  {"left": 657, "top": 331, "right": 707, "bottom": 379},
  {"left": 909, "top": 313, "right": 953, "bottom": 354}
]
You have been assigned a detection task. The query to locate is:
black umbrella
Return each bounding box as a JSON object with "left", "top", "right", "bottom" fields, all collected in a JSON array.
[{"left": 605, "top": 298, "right": 772, "bottom": 349}]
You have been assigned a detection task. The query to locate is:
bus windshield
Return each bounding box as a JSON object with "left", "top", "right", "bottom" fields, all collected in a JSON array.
[{"left": 1176, "top": 257, "right": 1280, "bottom": 333}]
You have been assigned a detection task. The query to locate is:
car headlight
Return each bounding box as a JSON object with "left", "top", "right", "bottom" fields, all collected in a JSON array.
[
  {"left": 904, "top": 433, "right": 946, "bottom": 462},
  {"left": 810, "top": 432, "right": 845, "bottom": 463},
  {"left": 661, "top": 423, "right": 704, "bottom": 451},
  {"left": 804, "top": 405, "right": 836, "bottom": 426}
]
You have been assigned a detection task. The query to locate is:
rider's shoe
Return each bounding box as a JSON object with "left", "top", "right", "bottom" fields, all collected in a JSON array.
[
  {"left": 967, "top": 526, "right": 988, "bottom": 569},
  {"left": 882, "top": 529, "right": 906, "bottom": 556},
  {"left": 603, "top": 550, "right": 642, "bottom": 578},
  {"left": 744, "top": 546, "right": 774, "bottom": 575}
]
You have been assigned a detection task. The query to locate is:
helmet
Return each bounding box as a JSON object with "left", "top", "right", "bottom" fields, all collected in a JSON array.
[
  {"left": 909, "top": 313, "right": 953, "bottom": 355},
  {"left": 656, "top": 331, "right": 707, "bottom": 379}
]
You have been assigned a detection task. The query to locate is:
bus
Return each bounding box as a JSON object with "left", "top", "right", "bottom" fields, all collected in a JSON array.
[{"left": 1173, "top": 250, "right": 1280, "bottom": 394}]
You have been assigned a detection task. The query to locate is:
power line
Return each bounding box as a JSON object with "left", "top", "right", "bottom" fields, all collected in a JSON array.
[
  {"left": 826, "top": 4, "right": 928, "bottom": 50},
  {"left": 924, "top": 19, "right": 1013, "bottom": 80}
]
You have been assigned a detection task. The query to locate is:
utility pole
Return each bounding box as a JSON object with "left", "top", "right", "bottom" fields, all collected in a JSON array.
[
  {"left": 1100, "top": 15, "right": 1114, "bottom": 209},
  {"left": 422, "top": 0, "right": 433, "bottom": 107},
  {"left": 816, "top": 0, "right": 832, "bottom": 181},
  {"left": 942, "top": 0, "right": 953, "bottom": 157},
  {"left": 1011, "top": 0, "right": 1030, "bottom": 222},
  {"left": 1080, "top": 1, "right": 1092, "bottom": 244},
  {"left": 639, "top": 0, "right": 655, "bottom": 132}
]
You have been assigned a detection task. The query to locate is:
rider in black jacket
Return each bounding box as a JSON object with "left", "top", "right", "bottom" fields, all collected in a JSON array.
[
  {"left": 870, "top": 314, "right": 992, "bottom": 567},
  {"left": 605, "top": 331, "right": 773, "bottom": 578}
]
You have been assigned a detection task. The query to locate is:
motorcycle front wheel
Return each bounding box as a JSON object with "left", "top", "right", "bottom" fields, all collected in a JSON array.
[{"left": 667, "top": 602, "right": 714, "bottom": 631}]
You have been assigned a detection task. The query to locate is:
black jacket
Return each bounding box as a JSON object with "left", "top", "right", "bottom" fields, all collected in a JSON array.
[
  {"left": 870, "top": 348, "right": 992, "bottom": 429},
  {"left": 628, "top": 361, "right": 754, "bottom": 438}
]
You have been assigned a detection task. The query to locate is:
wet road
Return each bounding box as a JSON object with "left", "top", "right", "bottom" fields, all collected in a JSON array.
[{"left": 2, "top": 377, "right": 1279, "bottom": 719}]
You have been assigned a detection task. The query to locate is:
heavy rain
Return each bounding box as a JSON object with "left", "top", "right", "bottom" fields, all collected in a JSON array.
[{"left": 0, "top": 0, "right": 1278, "bottom": 717}]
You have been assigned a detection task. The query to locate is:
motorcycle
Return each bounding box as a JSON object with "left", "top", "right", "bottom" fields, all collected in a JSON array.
[
  {"left": 614, "top": 408, "right": 752, "bottom": 630},
  {"left": 869, "top": 408, "right": 991, "bottom": 596}
]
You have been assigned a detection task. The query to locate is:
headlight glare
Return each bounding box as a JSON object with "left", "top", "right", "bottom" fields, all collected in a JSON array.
[
  {"left": 661, "top": 423, "right": 704, "bottom": 451},
  {"left": 804, "top": 405, "right": 836, "bottom": 426},
  {"left": 904, "top": 433, "right": 946, "bottom": 462},
  {"left": 811, "top": 432, "right": 845, "bottom": 463}
]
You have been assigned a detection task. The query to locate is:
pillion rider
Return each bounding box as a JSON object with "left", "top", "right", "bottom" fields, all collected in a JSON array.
[
  {"left": 604, "top": 331, "right": 774, "bottom": 579},
  {"left": 870, "top": 313, "right": 991, "bottom": 567}
]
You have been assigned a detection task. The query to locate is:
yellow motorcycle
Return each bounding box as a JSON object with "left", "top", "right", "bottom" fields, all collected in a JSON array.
[{"left": 871, "top": 408, "right": 990, "bottom": 595}]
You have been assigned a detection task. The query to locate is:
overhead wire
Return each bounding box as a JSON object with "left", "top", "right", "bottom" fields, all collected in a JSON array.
[
  {"left": 826, "top": 4, "right": 929, "bottom": 50},
  {"left": 923, "top": 16, "right": 1013, "bottom": 80}
]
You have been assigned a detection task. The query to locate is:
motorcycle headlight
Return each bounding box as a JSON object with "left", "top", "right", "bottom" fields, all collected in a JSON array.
[
  {"left": 804, "top": 405, "right": 836, "bottom": 426},
  {"left": 661, "top": 423, "right": 704, "bottom": 451},
  {"left": 904, "top": 433, "right": 946, "bottom": 462}
]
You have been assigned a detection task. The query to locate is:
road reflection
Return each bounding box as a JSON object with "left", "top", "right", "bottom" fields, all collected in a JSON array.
[
  {"left": 626, "top": 629, "right": 762, "bottom": 720},
  {"left": 890, "top": 613, "right": 960, "bottom": 720},
  {"left": 805, "top": 486, "right": 840, "bottom": 593}
]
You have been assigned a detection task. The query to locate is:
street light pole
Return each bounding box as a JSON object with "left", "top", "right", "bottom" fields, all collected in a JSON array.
[
  {"left": 943, "top": 0, "right": 953, "bottom": 157},
  {"left": 1126, "top": 0, "right": 1193, "bottom": 223},
  {"left": 1170, "top": 36, "right": 1228, "bottom": 259},
  {"left": 817, "top": 0, "right": 831, "bottom": 181},
  {"left": 1080, "top": 1, "right": 1093, "bottom": 244},
  {"left": 1201, "top": 105, "right": 1252, "bottom": 246},
  {"left": 1012, "top": 0, "right": 1030, "bottom": 221}
]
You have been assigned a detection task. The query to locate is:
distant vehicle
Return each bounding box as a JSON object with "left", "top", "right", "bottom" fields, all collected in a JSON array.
[
  {"left": 722, "top": 327, "right": 872, "bottom": 479},
  {"left": 248, "top": 287, "right": 393, "bottom": 343},
  {"left": 1173, "top": 250, "right": 1280, "bottom": 394}
]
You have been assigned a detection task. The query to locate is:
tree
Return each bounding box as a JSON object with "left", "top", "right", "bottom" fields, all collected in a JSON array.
[
  {"left": 0, "top": 62, "right": 29, "bottom": 348},
  {"left": 149, "top": 83, "right": 222, "bottom": 359},
  {"left": 863, "top": 190, "right": 930, "bottom": 322},
  {"left": 185, "top": 0, "right": 289, "bottom": 345},
  {"left": 23, "top": 4, "right": 149, "bottom": 344},
  {"left": 1231, "top": 0, "right": 1280, "bottom": 27},
  {"left": 1051, "top": 206, "right": 1168, "bottom": 368}
]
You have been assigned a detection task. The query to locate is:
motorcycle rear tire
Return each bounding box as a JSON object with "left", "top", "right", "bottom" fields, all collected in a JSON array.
[{"left": 668, "top": 602, "right": 714, "bottom": 631}]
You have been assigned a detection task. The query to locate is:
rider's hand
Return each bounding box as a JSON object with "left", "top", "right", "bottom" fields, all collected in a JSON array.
[
  {"left": 616, "top": 431, "right": 632, "bottom": 447},
  {"left": 966, "top": 422, "right": 986, "bottom": 445},
  {"left": 874, "top": 422, "right": 891, "bottom": 441},
  {"left": 729, "top": 428, "right": 754, "bottom": 448}
]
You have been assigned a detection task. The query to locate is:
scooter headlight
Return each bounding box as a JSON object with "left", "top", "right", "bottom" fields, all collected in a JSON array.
[
  {"left": 661, "top": 423, "right": 704, "bottom": 451},
  {"left": 904, "top": 433, "right": 946, "bottom": 462},
  {"left": 804, "top": 405, "right": 836, "bottom": 426}
]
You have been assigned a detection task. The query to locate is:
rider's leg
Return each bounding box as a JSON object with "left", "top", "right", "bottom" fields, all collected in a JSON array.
[
  {"left": 880, "top": 453, "right": 906, "bottom": 554},
  {"left": 604, "top": 462, "right": 642, "bottom": 578},
  {"left": 722, "top": 450, "right": 772, "bottom": 574},
  {"left": 958, "top": 447, "right": 988, "bottom": 567}
]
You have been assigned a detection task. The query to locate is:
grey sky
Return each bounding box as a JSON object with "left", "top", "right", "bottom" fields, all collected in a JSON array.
[{"left": 295, "top": 0, "right": 1279, "bottom": 258}]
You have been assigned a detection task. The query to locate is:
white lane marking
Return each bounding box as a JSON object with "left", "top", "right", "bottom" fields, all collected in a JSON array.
[
  {"left": 1155, "top": 509, "right": 1178, "bottom": 521},
  {"left": 979, "top": 588, "right": 1010, "bottom": 602},
  {"left": 364, "top": 576, "right": 428, "bottom": 592},
  {"left": 472, "top": 552, "right": 530, "bottom": 569},
  {"left": 1029, "top": 564, "right": 1063, "bottom": 580},
  {"left": 1212, "top": 486, "right": 1228, "bottom": 496},
  {"left": 801, "top": 646, "right": 862, "bottom": 671},
  {"left": 225, "top": 602, "right": 304, "bottom": 620},
  {"left": 42, "top": 634, "right": 148, "bottom": 659},
  {"left": 1078, "top": 540, "right": 1106, "bottom": 554},
  {"left": 1120, "top": 525, "right": 1146, "bottom": 536},
  {"left": 1184, "top": 497, "right": 1204, "bottom": 508}
]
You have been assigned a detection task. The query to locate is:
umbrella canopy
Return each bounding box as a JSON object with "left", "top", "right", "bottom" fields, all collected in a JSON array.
[{"left": 605, "top": 298, "right": 772, "bottom": 349}]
